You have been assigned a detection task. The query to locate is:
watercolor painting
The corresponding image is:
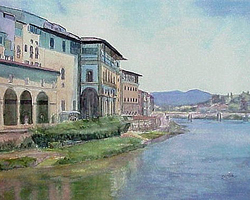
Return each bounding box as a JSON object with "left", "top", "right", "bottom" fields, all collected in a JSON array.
[{"left": 0, "top": 0, "right": 250, "bottom": 199}]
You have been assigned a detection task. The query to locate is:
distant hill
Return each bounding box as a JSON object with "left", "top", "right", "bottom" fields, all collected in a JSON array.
[{"left": 152, "top": 89, "right": 212, "bottom": 106}]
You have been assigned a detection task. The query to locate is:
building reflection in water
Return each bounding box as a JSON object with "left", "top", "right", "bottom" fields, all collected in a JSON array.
[{"left": 0, "top": 151, "right": 143, "bottom": 199}]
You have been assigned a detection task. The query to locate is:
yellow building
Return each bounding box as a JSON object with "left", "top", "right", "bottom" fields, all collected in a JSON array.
[
  {"left": 0, "top": 59, "right": 59, "bottom": 129},
  {"left": 0, "top": 6, "right": 80, "bottom": 128},
  {"left": 121, "top": 69, "right": 142, "bottom": 116}
]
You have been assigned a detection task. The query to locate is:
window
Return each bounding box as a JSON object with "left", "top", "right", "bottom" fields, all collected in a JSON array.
[
  {"left": 103, "top": 71, "right": 105, "bottom": 81},
  {"left": 35, "top": 47, "right": 39, "bottom": 59},
  {"left": 86, "top": 70, "right": 93, "bottom": 82},
  {"left": 124, "top": 98, "right": 126, "bottom": 102},
  {"left": 82, "top": 47, "right": 98, "bottom": 55},
  {"left": 50, "top": 38, "right": 54, "bottom": 49},
  {"left": 61, "top": 68, "right": 65, "bottom": 80},
  {"left": 70, "top": 41, "right": 80, "bottom": 54},
  {"left": 16, "top": 45, "right": 21, "bottom": 58},
  {"left": 30, "top": 39, "right": 33, "bottom": 44},
  {"left": 127, "top": 98, "right": 129, "bottom": 102},
  {"left": 61, "top": 100, "right": 65, "bottom": 111},
  {"left": 73, "top": 100, "right": 76, "bottom": 111},
  {"left": 41, "top": 79, "right": 45, "bottom": 87},
  {"left": 62, "top": 41, "right": 66, "bottom": 52},
  {"left": 0, "top": 36, "right": 2, "bottom": 45},
  {"left": 8, "top": 74, "right": 14, "bottom": 83},
  {"left": 29, "top": 25, "right": 41, "bottom": 34},
  {"left": 25, "top": 77, "right": 29, "bottom": 85},
  {"left": 30, "top": 46, "right": 33, "bottom": 58},
  {"left": 24, "top": 45, "right": 28, "bottom": 52}
]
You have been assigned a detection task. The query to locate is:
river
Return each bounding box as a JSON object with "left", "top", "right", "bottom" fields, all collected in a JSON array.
[{"left": 0, "top": 119, "right": 250, "bottom": 199}]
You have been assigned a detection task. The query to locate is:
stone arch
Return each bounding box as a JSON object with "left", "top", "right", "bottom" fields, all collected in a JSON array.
[
  {"left": 80, "top": 88, "right": 99, "bottom": 119},
  {"left": 4, "top": 88, "right": 17, "bottom": 125},
  {"left": 37, "top": 91, "right": 49, "bottom": 123},
  {"left": 20, "top": 90, "right": 33, "bottom": 124}
]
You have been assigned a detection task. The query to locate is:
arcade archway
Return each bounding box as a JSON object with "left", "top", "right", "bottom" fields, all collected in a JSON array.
[
  {"left": 37, "top": 92, "right": 49, "bottom": 123},
  {"left": 80, "top": 88, "right": 99, "bottom": 119},
  {"left": 4, "top": 88, "right": 17, "bottom": 125},
  {"left": 20, "top": 90, "right": 33, "bottom": 124}
]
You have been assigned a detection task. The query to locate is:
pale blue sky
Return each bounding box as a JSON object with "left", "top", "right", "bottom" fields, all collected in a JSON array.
[{"left": 2, "top": 0, "right": 250, "bottom": 94}]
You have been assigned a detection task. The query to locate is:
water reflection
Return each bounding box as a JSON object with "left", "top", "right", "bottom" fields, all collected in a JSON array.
[{"left": 0, "top": 150, "right": 143, "bottom": 200}]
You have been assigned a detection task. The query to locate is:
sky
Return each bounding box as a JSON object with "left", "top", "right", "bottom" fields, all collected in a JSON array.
[{"left": 2, "top": 0, "right": 250, "bottom": 94}]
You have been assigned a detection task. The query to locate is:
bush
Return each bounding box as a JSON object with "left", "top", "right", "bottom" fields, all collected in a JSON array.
[
  {"left": 0, "top": 136, "right": 36, "bottom": 152},
  {"left": 31, "top": 116, "right": 130, "bottom": 148},
  {"left": 0, "top": 157, "right": 36, "bottom": 171}
]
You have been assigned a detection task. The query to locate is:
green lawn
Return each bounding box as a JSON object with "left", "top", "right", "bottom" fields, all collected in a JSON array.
[
  {"left": 55, "top": 137, "right": 144, "bottom": 165},
  {"left": 139, "top": 131, "right": 167, "bottom": 140}
]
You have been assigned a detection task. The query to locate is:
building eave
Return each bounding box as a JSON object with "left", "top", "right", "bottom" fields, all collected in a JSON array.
[
  {"left": 81, "top": 37, "right": 127, "bottom": 60},
  {"left": 0, "top": 59, "right": 60, "bottom": 74},
  {"left": 121, "top": 69, "right": 142, "bottom": 77}
]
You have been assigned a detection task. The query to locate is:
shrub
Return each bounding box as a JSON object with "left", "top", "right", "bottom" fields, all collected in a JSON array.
[
  {"left": 0, "top": 157, "right": 36, "bottom": 171},
  {"left": 31, "top": 116, "right": 130, "bottom": 148}
]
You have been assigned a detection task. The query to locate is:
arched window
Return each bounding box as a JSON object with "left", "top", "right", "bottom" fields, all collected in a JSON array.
[
  {"left": 61, "top": 68, "right": 65, "bottom": 80},
  {"left": 103, "top": 71, "right": 105, "bottom": 81},
  {"left": 35, "top": 47, "right": 39, "bottom": 59},
  {"left": 30, "top": 46, "right": 33, "bottom": 58},
  {"left": 17, "top": 45, "right": 21, "bottom": 58},
  {"left": 50, "top": 38, "right": 54, "bottom": 49},
  {"left": 86, "top": 70, "right": 93, "bottom": 82}
]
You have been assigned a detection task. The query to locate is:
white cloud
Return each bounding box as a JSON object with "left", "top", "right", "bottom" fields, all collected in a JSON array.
[{"left": 1, "top": 0, "right": 250, "bottom": 94}]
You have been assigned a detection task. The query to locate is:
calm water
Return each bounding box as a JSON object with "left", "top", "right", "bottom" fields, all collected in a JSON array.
[
  {"left": 117, "top": 119, "right": 250, "bottom": 200},
  {"left": 1, "top": 119, "right": 250, "bottom": 200}
]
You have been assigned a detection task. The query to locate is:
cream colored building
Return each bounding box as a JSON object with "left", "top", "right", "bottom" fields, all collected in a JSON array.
[
  {"left": 121, "top": 69, "right": 142, "bottom": 116},
  {"left": 0, "top": 59, "right": 59, "bottom": 129}
]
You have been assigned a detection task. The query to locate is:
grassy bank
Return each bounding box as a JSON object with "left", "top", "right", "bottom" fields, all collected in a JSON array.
[
  {"left": 140, "top": 131, "right": 165, "bottom": 140},
  {"left": 0, "top": 119, "right": 185, "bottom": 170},
  {"left": 51, "top": 120, "right": 185, "bottom": 166},
  {"left": 31, "top": 116, "right": 130, "bottom": 148},
  {"left": 54, "top": 137, "right": 144, "bottom": 165},
  {"left": 0, "top": 157, "right": 36, "bottom": 171}
]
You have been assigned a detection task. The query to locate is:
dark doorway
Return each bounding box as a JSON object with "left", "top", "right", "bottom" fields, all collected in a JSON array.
[
  {"left": 37, "top": 92, "right": 49, "bottom": 123},
  {"left": 80, "top": 88, "right": 99, "bottom": 119},
  {"left": 4, "top": 88, "right": 17, "bottom": 125},
  {"left": 20, "top": 90, "right": 33, "bottom": 124}
]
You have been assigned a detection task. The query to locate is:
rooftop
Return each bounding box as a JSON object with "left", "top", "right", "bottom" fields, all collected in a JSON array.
[
  {"left": 81, "top": 37, "right": 126, "bottom": 60},
  {"left": 121, "top": 69, "right": 142, "bottom": 77},
  {"left": 0, "top": 59, "right": 60, "bottom": 74}
]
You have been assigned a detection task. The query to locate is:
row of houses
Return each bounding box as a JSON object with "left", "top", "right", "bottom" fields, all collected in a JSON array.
[{"left": 0, "top": 6, "right": 154, "bottom": 129}]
